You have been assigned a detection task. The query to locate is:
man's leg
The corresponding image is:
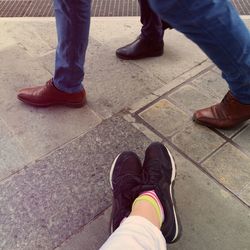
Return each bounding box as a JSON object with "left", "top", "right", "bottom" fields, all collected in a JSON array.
[
  {"left": 139, "top": 0, "right": 164, "bottom": 42},
  {"left": 53, "top": 0, "right": 90, "bottom": 93},
  {"left": 116, "top": 0, "right": 169, "bottom": 60},
  {"left": 17, "top": 0, "right": 91, "bottom": 108},
  {"left": 147, "top": 0, "right": 250, "bottom": 128}
]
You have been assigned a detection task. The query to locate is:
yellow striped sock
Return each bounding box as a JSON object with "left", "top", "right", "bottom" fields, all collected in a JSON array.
[{"left": 132, "top": 194, "right": 162, "bottom": 226}]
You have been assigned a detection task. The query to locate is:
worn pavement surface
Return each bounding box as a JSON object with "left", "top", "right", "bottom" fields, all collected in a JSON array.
[{"left": 0, "top": 17, "right": 250, "bottom": 250}]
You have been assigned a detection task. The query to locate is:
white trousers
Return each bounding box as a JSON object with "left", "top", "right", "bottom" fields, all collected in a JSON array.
[{"left": 100, "top": 216, "right": 167, "bottom": 250}]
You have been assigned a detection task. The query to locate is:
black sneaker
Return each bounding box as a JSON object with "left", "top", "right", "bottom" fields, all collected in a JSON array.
[
  {"left": 109, "top": 151, "right": 142, "bottom": 233},
  {"left": 142, "top": 142, "right": 179, "bottom": 243}
]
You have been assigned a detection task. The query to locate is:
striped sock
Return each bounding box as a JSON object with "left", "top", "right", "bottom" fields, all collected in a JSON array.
[{"left": 132, "top": 190, "right": 164, "bottom": 226}]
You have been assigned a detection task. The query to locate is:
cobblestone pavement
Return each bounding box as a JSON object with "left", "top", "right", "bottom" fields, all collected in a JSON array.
[{"left": 0, "top": 17, "right": 249, "bottom": 250}]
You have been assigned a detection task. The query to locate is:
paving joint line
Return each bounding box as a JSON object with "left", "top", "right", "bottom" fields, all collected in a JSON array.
[
  {"left": 133, "top": 64, "right": 214, "bottom": 116},
  {"left": 0, "top": 112, "right": 104, "bottom": 185},
  {"left": 53, "top": 205, "right": 112, "bottom": 249},
  {"left": 132, "top": 113, "right": 250, "bottom": 209}
]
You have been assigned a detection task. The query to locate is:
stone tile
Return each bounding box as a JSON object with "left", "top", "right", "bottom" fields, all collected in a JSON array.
[
  {"left": 0, "top": 118, "right": 12, "bottom": 141},
  {"left": 133, "top": 30, "right": 207, "bottom": 84},
  {"left": 0, "top": 25, "right": 17, "bottom": 51},
  {"left": 1, "top": 105, "right": 102, "bottom": 163},
  {"left": 233, "top": 125, "right": 250, "bottom": 156},
  {"left": 0, "top": 222, "right": 53, "bottom": 250},
  {"left": 139, "top": 99, "right": 190, "bottom": 137},
  {"left": 239, "top": 184, "right": 250, "bottom": 206},
  {"left": 56, "top": 207, "right": 111, "bottom": 250},
  {"left": 0, "top": 46, "right": 52, "bottom": 108},
  {"left": 91, "top": 18, "right": 207, "bottom": 84},
  {"left": 168, "top": 85, "right": 217, "bottom": 114},
  {"left": 97, "top": 17, "right": 210, "bottom": 86},
  {"left": 171, "top": 124, "right": 225, "bottom": 163},
  {"left": 0, "top": 116, "right": 151, "bottom": 249},
  {"left": 164, "top": 143, "right": 250, "bottom": 250},
  {"left": 123, "top": 114, "right": 163, "bottom": 142},
  {"left": 217, "top": 122, "right": 246, "bottom": 138},
  {"left": 39, "top": 51, "right": 56, "bottom": 75},
  {"left": 0, "top": 136, "right": 31, "bottom": 181},
  {"left": 2, "top": 20, "right": 55, "bottom": 57},
  {"left": 26, "top": 20, "right": 57, "bottom": 50},
  {"left": 202, "top": 143, "right": 250, "bottom": 197},
  {"left": 152, "top": 59, "right": 212, "bottom": 97},
  {"left": 0, "top": 46, "right": 102, "bottom": 164},
  {"left": 84, "top": 38, "right": 164, "bottom": 119},
  {"left": 192, "top": 70, "right": 229, "bottom": 100},
  {"left": 57, "top": 141, "right": 250, "bottom": 250},
  {"left": 90, "top": 17, "right": 142, "bottom": 50}
]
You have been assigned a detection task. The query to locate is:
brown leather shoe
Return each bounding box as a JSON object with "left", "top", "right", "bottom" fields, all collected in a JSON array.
[
  {"left": 17, "top": 79, "right": 86, "bottom": 108},
  {"left": 193, "top": 91, "right": 250, "bottom": 129}
]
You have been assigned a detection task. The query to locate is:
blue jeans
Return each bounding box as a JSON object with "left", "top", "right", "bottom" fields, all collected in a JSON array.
[
  {"left": 53, "top": 0, "right": 91, "bottom": 93},
  {"left": 148, "top": 0, "right": 250, "bottom": 104}
]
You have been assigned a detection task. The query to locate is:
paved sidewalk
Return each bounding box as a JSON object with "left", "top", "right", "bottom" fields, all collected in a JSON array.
[{"left": 0, "top": 17, "right": 249, "bottom": 250}]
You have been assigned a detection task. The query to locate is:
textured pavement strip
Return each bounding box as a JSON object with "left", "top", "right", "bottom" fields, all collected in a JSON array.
[{"left": 0, "top": 17, "right": 250, "bottom": 250}]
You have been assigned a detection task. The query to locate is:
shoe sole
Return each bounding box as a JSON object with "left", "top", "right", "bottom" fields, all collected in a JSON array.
[
  {"left": 109, "top": 153, "right": 121, "bottom": 233},
  {"left": 116, "top": 50, "right": 164, "bottom": 60},
  {"left": 18, "top": 96, "right": 86, "bottom": 108},
  {"left": 109, "top": 153, "right": 121, "bottom": 190},
  {"left": 165, "top": 146, "right": 179, "bottom": 243}
]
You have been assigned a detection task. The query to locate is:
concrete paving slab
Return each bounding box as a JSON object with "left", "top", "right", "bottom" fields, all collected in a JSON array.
[
  {"left": 57, "top": 143, "right": 250, "bottom": 250},
  {"left": 0, "top": 136, "right": 30, "bottom": 181},
  {"left": 90, "top": 17, "right": 208, "bottom": 84},
  {"left": 39, "top": 51, "right": 55, "bottom": 75},
  {"left": 1, "top": 20, "right": 56, "bottom": 57},
  {"left": 24, "top": 20, "right": 57, "bottom": 50},
  {"left": 239, "top": 183, "right": 250, "bottom": 206},
  {"left": 1, "top": 104, "right": 102, "bottom": 166},
  {"left": 139, "top": 99, "right": 190, "bottom": 137},
  {"left": 166, "top": 143, "right": 250, "bottom": 250},
  {"left": 132, "top": 30, "right": 207, "bottom": 84},
  {"left": 39, "top": 37, "right": 165, "bottom": 116},
  {"left": 171, "top": 124, "right": 225, "bottom": 163},
  {"left": 217, "top": 122, "right": 247, "bottom": 138},
  {"left": 123, "top": 113, "right": 163, "bottom": 142},
  {"left": 0, "top": 45, "right": 52, "bottom": 107},
  {"left": 0, "top": 17, "right": 250, "bottom": 250},
  {"left": 0, "top": 116, "right": 151, "bottom": 249},
  {"left": 56, "top": 208, "right": 111, "bottom": 250},
  {"left": 84, "top": 38, "right": 165, "bottom": 118},
  {"left": 202, "top": 143, "right": 250, "bottom": 205},
  {"left": 168, "top": 84, "right": 218, "bottom": 114},
  {"left": 233, "top": 124, "right": 250, "bottom": 156},
  {"left": 152, "top": 59, "right": 212, "bottom": 97},
  {"left": 0, "top": 118, "right": 12, "bottom": 141},
  {"left": 0, "top": 26, "right": 17, "bottom": 51},
  {"left": 192, "top": 70, "right": 229, "bottom": 100}
]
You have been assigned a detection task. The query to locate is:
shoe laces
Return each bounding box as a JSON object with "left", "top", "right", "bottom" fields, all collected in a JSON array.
[
  {"left": 142, "top": 159, "right": 164, "bottom": 185},
  {"left": 113, "top": 174, "right": 142, "bottom": 199}
]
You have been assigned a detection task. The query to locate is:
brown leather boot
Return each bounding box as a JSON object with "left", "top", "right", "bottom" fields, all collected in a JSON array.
[
  {"left": 17, "top": 79, "right": 86, "bottom": 108},
  {"left": 193, "top": 91, "right": 250, "bottom": 129}
]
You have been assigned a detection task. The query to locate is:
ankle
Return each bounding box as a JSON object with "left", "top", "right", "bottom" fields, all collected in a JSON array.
[
  {"left": 130, "top": 190, "right": 165, "bottom": 229},
  {"left": 130, "top": 200, "right": 161, "bottom": 229}
]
